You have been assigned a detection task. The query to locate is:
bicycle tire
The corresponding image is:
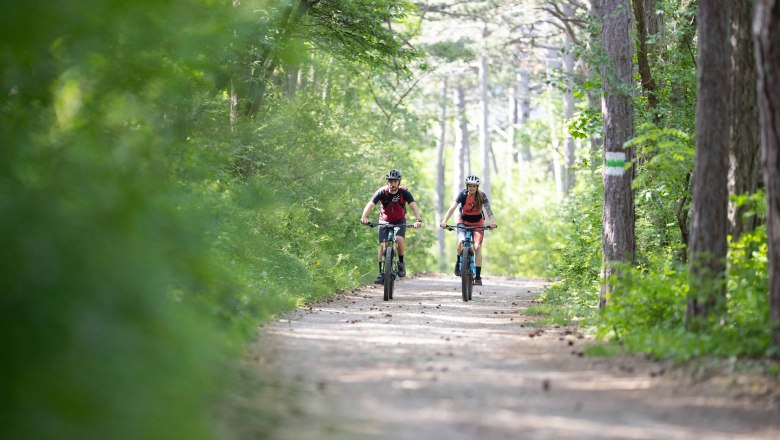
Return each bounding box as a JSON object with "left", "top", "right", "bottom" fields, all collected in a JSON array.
[
  {"left": 383, "top": 245, "right": 394, "bottom": 301},
  {"left": 467, "top": 248, "right": 474, "bottom": 300},
  {"left": 461, "top": 248, "right": 472, "bottom": 302}
]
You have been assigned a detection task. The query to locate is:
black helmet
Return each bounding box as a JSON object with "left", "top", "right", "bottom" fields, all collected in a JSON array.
[{"left": 386, "top": 169, "right": 402, "bottom": 180}]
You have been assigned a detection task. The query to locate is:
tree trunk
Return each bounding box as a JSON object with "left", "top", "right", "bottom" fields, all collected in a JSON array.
[
  {"left": 246, "top": 0, "right": 309, "bottom": 115},
  {"left": 588, "top": 87, "right": 603, "bottom": 173},
  {"left": 518, "top": 68, "right": 532, "bottom": 166},
  {"left": 286, "top": 64, "right": 299, "bottom": 97},
  {"left": 591, "top": 0, "right": 636, "bottom": 308},
  {"left": 229, "top": 79, "right": 238, "bottom": 132},
  {"left": 562, "top": 9, "right": 576, "bottom": 196},
  {"left": 479, "top": 54, "right": 491, "bottom": 195},
  {"left": 507, "top": 72, "right": 518, "bottom": 174},
  {"left": 454, "top": 83, "right": 469, "bottom": 197},
  {"left": 728, "top": 0, "right": 761, "bottom": 242},
  {"left": 632, "top": 0, "right": 660, "bottom": 120},
  {"left": 754, "top": 0, "right": 780, "bottom": 348},
  {"left": 436, "top": 77, "right": 448, "bottom": 270},
  {"left": 687, "top": 0, "right": 733, "bottom": 322},
  {"left": 321, "top": 57, "right": 333, "bottom": 101}
]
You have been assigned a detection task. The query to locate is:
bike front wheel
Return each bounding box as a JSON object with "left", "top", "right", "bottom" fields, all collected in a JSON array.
[
  {"left": 461, "top": 248, "right": 473, "bottom": 302},
  {"left": 383, "top": 245, "right": 394, "bottom": 301}
]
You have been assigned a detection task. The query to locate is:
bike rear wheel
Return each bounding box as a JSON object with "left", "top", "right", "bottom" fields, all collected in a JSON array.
[
  {"left": 461, "top": 248, "right": 473, "bottom": 302},
  {"left": 383, "top": 245, "right": 394, "bottom": 301}
]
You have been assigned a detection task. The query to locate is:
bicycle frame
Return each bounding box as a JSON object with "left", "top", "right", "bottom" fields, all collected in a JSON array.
[
  {"left": 461, "top": 229, "right": 476, "bottom": 280},
  {"left": 367, "top": 221, "right": 416, "bottom": 301},
  {"left": 445, "top": 224, "right": 491, "bottom": 301}
]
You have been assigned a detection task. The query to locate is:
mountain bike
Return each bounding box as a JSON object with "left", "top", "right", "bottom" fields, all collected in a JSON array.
[
  {"left": 445, "top": 224, "right": 492, "bottom": 302},
  {"left": 367, "top": 221, "right": 416, "bottom": 301}
]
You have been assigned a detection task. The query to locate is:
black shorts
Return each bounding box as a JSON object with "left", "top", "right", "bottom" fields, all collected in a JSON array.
[{"left": 377, "top": 221, "right": 406, "bottom": 243}]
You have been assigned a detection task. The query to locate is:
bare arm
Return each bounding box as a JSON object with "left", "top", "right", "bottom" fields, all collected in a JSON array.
[
  {"left": 408, "top": 201, "right": 423, "bottom": 228},
  {"left": 483, "top": 200, "right": 497, "bottom": 228},
  {"left": 440, "top": 201, "right": 459, "bottom": 228},
  {"left": 360, "top": 201, "right": 375, "bottom": 224}
]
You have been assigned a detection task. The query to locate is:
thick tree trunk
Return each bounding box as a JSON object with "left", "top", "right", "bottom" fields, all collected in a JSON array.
[
  {"left": 591, "top": 0, "right": 636, "bottom": 308},
  {"left": 754, "top": 0, "right": 780, "bottom": 348},
  {"left": 436, "top": 77, "right": 448, "bottom": 271},
  {"left": 728, "top": 0, "right": 761, "bottom": 242},
  {"left": 687, "top": 0, "right": 733, "bottom": 322}
]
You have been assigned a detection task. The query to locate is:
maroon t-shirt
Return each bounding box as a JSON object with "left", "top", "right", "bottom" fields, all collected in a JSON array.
[{"left": 371, "top": 187, "right": 415, "bottom": 222}]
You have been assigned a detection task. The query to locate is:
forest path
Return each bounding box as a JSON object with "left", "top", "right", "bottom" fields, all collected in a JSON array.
[{"left": 243, "top": 274, "right": 780, "bottom": 440}]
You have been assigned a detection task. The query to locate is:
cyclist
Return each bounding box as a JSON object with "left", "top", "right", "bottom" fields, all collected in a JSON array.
[
  {"left": 439, "top": 175, "right": 497, "bottom": 285},
  {"left": 360, "top": 169, "right": 423, "bottom": 284}
]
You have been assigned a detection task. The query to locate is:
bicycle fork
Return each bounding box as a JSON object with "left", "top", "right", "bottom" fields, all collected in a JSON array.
[
  {"left": 460, "top": 243, "right": 474, "bottom": 278},
  {"left": 380, "top": 241, "right": 397, "bottom": 277}
]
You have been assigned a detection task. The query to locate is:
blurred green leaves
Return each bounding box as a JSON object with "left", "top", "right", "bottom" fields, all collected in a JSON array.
[
  {"left": 1, "top": 1, "right": 240, "bottom": 438},
  {"left": 1, "top": 0, "right": 425, "bottom": 438}
]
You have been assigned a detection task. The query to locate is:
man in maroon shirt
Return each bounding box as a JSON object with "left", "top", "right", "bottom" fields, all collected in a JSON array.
[{"left": 360, "top": 169, "right": 423, "bottom": 283}]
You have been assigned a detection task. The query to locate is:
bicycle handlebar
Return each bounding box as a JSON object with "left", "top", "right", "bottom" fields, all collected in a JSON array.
[
  {"left": 366, "top": 221, "right": 419, "bottom": 228},
  {"left": 443, "top": 224, "right": 495, "bottom": 231}
]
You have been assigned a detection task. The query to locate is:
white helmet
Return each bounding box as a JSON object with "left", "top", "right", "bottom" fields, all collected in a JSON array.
[
  {"left": 465, "top": 175, "right": 480, "bottom": 185},
  {"left": 385, "top": 169, "right": 402, "bottom": 180}
]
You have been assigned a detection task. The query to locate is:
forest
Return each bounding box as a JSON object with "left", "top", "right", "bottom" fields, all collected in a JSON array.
[{"left": 2, "top": 0, "right": 779, "bottom": 438}]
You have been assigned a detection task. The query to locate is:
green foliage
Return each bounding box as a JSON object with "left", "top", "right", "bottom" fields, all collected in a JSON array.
[
  {"left": 566, "top": 107, "right": 602, "bottom": 140},
  {"left": 630, "top": 123, "right": 693, "bottom": 264},
  {"left": 536, "top": 171, "right": 603, "bottom": 323},
  {"left": 0, "top": 1, "right": 248, "bottom": 438},
  {"left": 1, "top": 0, "right": 427, "bottom": 439},
  {"left": 594, "top": 226, "right": 771, "bottom": 361},
  {"left": 488, "top": 180, "right": 565, "bottom": 278},
  {"left": 305, "top": 0, "right": 420, "bottom": 71},
  {"left": 422, "top": 39, "right": 476, "bottom": 63}
]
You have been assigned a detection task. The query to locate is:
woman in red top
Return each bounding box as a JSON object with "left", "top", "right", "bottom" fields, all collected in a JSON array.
[{"left": 439, "top": 175, "right": 497, "bottom": 285}]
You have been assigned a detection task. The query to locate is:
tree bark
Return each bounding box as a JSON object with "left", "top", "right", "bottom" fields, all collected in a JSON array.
[
  {"left": 687, "top": 0, "right": 733, "bottom": 322},
  {"left": 436, "top": 76, "right": 448, "bottom": 271},
  {"left": 454, "top": 83, "right": 469, "bottom": 197},
  {"left": 591, "top": 0, "right": 636, "bottom": 308},
  {"left": 562, "top": 5, "right": 577, "bottom": 196},
  {"left": 507, "top": 71, "right": 519, "bottom": 174},
  {"left": 518, "top": 68, "right": 532, "bottom": 166},
  {"left": 479, "top": 54, "right": 491, "bottom": 194},
  {"left": 728, "top": 0, "right": 761, "bottom": 242},
  {"left": 632, "top": 0, "right": 660, "bottom": 120},
  {"left": 754, "top": 0, "right": 780, "bottom": 348}
]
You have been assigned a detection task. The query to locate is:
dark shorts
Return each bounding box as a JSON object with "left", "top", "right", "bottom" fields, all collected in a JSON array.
[{"left": 377, "top": 221, "right": 406, "bottom": 243}]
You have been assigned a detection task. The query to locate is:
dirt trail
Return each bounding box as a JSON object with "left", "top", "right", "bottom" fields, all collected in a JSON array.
[{"left": 245, "top": 274, "right": 780, "bottom": 440}]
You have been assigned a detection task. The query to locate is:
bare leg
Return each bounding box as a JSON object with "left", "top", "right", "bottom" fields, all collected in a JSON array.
[
  {"left": 377, "top": 242, "right": 386, "bottom": 262},
  {"left": 396, "top": 236, "right": 405, "bottom": 256}
]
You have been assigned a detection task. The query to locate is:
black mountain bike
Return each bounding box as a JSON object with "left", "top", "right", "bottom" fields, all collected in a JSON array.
[
  {"left": 367, "top": 221, "right": 416, "bottom": 301},
  {"left": 445, "top": 225, "right": 492, "bottom": 302}
]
